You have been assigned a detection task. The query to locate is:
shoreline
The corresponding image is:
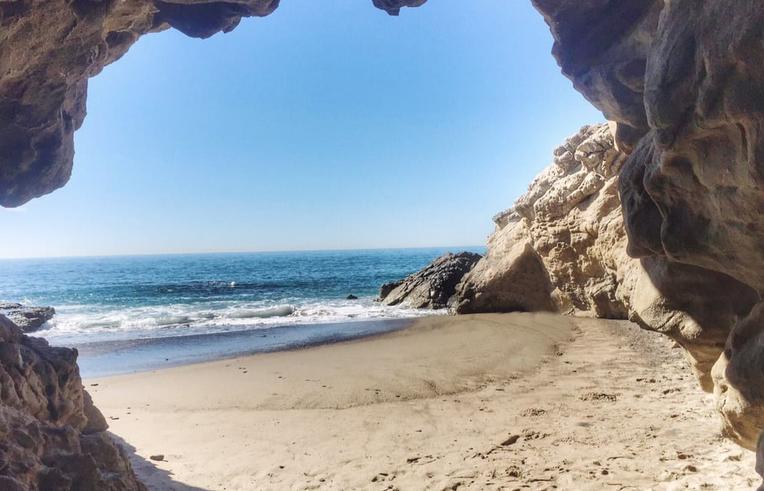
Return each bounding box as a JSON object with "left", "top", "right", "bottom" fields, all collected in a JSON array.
[
  {"left": 87, "top": 313, "right": 757, "bottom": 490},
  {"left": 72, "top": 316, "right": 422, "bottom": 378},
  {"left": 86, "top": 313, "right": 572, "bottom": 409}
]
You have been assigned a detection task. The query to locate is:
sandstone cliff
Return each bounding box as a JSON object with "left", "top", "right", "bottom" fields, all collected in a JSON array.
[
  {"left": 455, "top": 124, "right": 760, "bottom": 403},
  {"left": 457, "top": 124, "right": 628, "bottom": 318},
  {"left": 528, "top": 0, "right": 764, "bottom": 455}
]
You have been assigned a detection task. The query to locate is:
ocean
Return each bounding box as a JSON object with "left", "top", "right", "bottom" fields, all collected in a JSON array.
[{"left": 0, "top": 247, "right": 483, "bottom": 376}]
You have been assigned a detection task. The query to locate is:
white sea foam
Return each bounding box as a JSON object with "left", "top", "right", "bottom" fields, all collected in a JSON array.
[{"left": 43, "top": 297, "right": 439, "bottom": 345}]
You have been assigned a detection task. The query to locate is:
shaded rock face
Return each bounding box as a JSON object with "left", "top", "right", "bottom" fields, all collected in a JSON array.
[
  {"left": 528, "top": 0, "right": 764, "bottom": 454},
  {"left": 0, "top": 315, "right": 145, "bottom": 490},
  {"left": 0, "top": 303, "right": 55, "bottom": 333},
  {"left": 455, "top": 240, "right": 555, "bottom": 315},
  {"left": 0, "top": 0, "right": 419, "bottom": 207},
  {"left": 379, "top": 252, "right": 481, "bottom": 309}
]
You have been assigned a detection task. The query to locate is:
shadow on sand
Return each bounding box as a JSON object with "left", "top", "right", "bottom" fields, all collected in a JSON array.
[{"left": 110, "top": 434, "right": 210, "bottom": 491}]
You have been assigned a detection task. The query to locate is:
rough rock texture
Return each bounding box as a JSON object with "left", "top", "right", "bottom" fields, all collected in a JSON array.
[
  {"left": 455, "top": 123, "right": 762, "bottom": 434},
  {"left": 530, "top": 0, "right": 662, "bottom": 153},
  {"left": 456, "top": 124, "right": 629, "bottom": 318},
  {"left": 0, "top": 0, "right": 420, "bottom": 207},
  {"left": 379, "top": 252, "right": 481, "bottom": 309},
  {"left": 0, "top": 314, "right": 145, "bottom": 490},
  {"left": 0, "top": 303, "right": 55, "bottom": 333},
  {"left": 528, "top": 0, "right": 764, "bottom": 455}
]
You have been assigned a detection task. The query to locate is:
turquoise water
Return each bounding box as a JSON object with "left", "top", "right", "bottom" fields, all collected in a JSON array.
[{"left": 0, "top": 248, "right": 483, "bottom": 358}]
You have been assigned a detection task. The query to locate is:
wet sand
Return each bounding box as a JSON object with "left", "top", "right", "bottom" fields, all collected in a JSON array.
[{"left": 87, "top": 313, "right": 757, "bottom": 490}]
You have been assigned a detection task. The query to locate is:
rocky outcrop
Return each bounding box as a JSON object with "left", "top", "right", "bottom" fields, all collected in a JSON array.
[
  {"left": 454, "top": 237, "right": 556, "bottom": 314},
  {"left": 0, "top": 314, "right": 145, "bottom": 489},
  {"left": 0, "top": 0, "right": 421, "bottom": 207},
  {"left": 0, "top": 303, "right": 55, "bottom": 333},
  {"left": 379, "top": 252, "right": 481, "bottom": 309},
  {"left": 527, "top": 0, "right": 764, "bottom": 454},
  {"left": 454, "top": 123, "right": 762, "bottom": 438},
  {"left": 456, "top": 124, "right": 630, "bottom": 318}
]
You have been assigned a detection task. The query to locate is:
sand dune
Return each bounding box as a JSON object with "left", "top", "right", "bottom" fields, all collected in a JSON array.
[{"left": 87, "top": 313, "right": 756, "bottom": 490}]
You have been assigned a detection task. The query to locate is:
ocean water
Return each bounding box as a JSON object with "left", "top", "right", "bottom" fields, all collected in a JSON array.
[{"left": 0, "top": 248, "right": 482, "bottom": 374}]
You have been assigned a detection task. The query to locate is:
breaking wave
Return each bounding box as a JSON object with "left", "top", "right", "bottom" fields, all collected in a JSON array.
[{"left": 44, "top": 297, "right": 438, "bottom": 345}]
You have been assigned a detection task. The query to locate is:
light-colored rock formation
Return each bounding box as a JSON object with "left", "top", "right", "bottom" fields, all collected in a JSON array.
[
  {"left": 528, "top": 0, "right": 764, "bottom": 455},
  {"left": 456, "top": 123, "right": 761, "bottom": 437},
  {"left": 379, "top": 252, "right": 481, "bottom": 309},
  {"left": 0, "top": 303, "right": 55, "bottom": 333},
  {"left": 456, "top": 124, "right": 631, "bottom": 318},
  {"left": 453, "top": 227, "right": 556, "bottom": 314}
]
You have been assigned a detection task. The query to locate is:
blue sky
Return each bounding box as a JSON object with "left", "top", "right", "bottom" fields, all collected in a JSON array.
[{"left": 0, "top": 0, "right": 602, "bottom": 258}]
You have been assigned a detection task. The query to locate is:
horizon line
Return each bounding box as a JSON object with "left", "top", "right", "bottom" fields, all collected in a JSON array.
[{"left": 0, "top": 244, "right": 487, "bottom": 262}]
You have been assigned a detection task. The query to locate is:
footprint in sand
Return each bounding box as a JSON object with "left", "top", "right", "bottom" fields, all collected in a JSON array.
[
  {"left": 579, "top": 392, "right": 618, "bottom": 402},
  {"left": 520, "top": 407, "right": 546, "bottom": 417}
]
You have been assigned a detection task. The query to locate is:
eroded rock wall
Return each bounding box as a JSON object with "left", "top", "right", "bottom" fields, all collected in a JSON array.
[
  {"left": 512, "top": 0, "right": 764, "bottom": 454},
  {"left": 456, "top": 124, "right": 760, "bottom": 400},
  {"left": 456, "top": 125, "right": 631, "bottom": 318},
  {"left": 0, "top": 315, "right": 145, "bottom": 490}
]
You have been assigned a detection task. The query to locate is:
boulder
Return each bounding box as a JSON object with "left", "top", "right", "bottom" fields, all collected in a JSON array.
[
  {"left": 454, "top": 230, "right": 556, "bottom": 314},
  {"left": 0, "top": 314, "right": 145, "bottom": 489},
  {"left": 379, "top": 252, "right": 481, "bottom": 309}
]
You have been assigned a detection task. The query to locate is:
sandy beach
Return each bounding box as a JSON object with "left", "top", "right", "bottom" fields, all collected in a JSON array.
[{"left": 87, "top": 313, "right": 757, "bottom": 490}]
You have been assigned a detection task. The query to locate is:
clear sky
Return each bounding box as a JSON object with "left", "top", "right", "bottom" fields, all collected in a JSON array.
[{"left": 0, "top": 0, "right": 602, "bottom": 259}]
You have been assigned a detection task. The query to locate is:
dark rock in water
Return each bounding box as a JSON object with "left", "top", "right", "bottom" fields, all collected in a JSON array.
[
  {"left": 346, "top": 294, "right": 358, "bottom": 300},
  {"left": 0, "top": 302, "right": 55, "bottom": 333},
  {"left": 379, "top": 280, "right": 403, "bottom": 300},
  {"left": 0, "top": 314, "right": 145, "bottom": 490},
  {"left": 379, "top": 252, "right": 481, "bottom": 309}
]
